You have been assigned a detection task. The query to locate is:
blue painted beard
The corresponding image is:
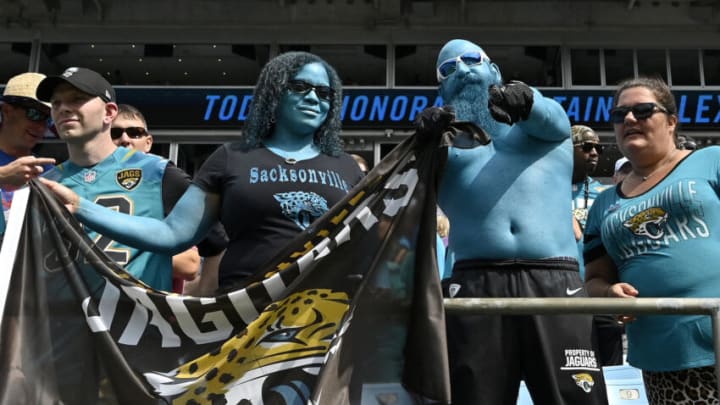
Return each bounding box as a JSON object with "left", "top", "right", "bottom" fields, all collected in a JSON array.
[{"left": 446, "top": 81, "right": 505, "bottom": 137}]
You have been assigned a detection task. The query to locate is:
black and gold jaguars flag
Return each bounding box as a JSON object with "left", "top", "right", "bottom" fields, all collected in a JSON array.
[{"left": 0, "top": 123, "right": 488, "bottom": 405}]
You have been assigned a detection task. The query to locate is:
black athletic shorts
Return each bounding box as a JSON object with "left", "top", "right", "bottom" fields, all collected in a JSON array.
[{"left": 444, "top": 257, "right": 608, "bottom": 405}]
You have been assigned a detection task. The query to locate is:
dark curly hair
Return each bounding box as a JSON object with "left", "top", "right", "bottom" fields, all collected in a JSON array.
[{"left": 241, "top": 51, "right": 344, "bottom": 156}]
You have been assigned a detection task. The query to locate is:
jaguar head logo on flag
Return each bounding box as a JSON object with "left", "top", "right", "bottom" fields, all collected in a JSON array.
[
  {"left": 146, "top": 289, "right": 350, "bottom": 404},
  {"left": 6, "top": 130, "right": 458, "bottom": 404}
]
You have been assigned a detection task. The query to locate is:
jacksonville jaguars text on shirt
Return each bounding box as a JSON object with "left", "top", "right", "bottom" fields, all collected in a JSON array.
[{"left": 603, "top": 180, "right": 710, "bottom": 259}]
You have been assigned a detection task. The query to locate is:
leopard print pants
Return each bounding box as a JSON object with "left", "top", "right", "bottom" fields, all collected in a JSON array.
[{"left": 643, "top": 366, "right": 719, "bottom": 405}]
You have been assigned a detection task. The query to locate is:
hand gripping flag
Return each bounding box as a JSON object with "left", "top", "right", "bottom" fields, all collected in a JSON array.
[{"left": 0, "top": 122, "right": 488, "bottom": 405}]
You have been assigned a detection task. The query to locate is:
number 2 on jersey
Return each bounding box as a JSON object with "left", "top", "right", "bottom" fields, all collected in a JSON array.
[{"left": 93, "top": 195, "right": 133, "bottom": 265}]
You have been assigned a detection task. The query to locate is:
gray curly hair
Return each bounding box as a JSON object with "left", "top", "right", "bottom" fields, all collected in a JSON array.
[{"left": 241, "top": 51, "right": 344, "bottom": 156}]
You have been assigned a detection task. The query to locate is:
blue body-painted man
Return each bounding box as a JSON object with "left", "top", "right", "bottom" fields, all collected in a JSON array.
[{"left": 425, "top": 39, "right": 608, "bottom": 405}]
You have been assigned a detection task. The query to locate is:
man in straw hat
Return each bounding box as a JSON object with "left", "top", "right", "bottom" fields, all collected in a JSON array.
[{"left": 0, "top": 72, "right": 56, "bottom": 236}]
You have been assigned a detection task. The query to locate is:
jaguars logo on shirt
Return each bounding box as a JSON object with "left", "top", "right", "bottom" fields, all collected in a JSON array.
[
  {"left": 623, "top": 207, "right": 668, "bottom": 240},
  {"left": 274, "top": 191, "right": 329, "bottom": 230},
  {"left": 571, "top": 373, "right": 595, "bottom": 393},
  {"left": 116, "top": 168, "right": 142, "bottom": 191}
]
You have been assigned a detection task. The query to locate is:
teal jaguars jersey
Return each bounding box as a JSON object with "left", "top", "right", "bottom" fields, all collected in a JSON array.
[
  {"left": 572, "top": 177, "right": 610, "bottom": 279},
  {"left": 584, "top": 147, "right": 720, "bottom": 371},
  {"left": 44, "top": 147, "right": 172, "bottom": 291}
]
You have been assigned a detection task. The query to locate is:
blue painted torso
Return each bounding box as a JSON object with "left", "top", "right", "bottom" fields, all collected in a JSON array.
[{"left": 439, "top": 96, "right": 577, "bottom": 262}]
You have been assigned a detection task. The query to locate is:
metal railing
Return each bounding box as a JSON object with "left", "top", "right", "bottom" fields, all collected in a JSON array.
[{"left": 444, "top": 297, "right": 720, "bottom": 392}]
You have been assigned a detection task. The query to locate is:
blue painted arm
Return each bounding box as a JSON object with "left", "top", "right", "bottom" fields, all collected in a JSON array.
[
  {"left": 518, "top": 88, "right": 571, "bottom": 142},
  {"left": 75, "top": 185, "right": 220, "bottom": 255}
]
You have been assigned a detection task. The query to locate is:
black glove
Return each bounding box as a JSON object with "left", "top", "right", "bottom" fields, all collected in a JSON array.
[
  {"left": 414, "top": 106, "right": 455, "bottom": 138},
  {"left": 488, "top": 80, "right": 534, "bottom": 125}
]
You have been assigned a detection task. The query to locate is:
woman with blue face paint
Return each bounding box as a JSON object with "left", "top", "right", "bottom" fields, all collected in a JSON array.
[{"left": 41, "top": 52, "right": 364, "bottom": 291}]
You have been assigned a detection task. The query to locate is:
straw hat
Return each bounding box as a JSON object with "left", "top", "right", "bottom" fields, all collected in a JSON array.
[
  {"left": 1, "top": 72, "right": 51, "bottom": 109},
  {"left": 571, "top": 124, "right": 600, "bottom": 145}
]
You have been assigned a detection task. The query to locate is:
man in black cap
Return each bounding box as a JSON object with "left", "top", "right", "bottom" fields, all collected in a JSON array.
[
  {"left": 0, "top": 72, "right": 56, "bottom": 237},
  {"left": 36, "top": 66, "right": 116, "bottom": 104},
  {"left": 35, "top": 67, "right": 226, "bottom": 403},
  {"left": 37, "top": 67, "right": 225, "bottom": 290}
]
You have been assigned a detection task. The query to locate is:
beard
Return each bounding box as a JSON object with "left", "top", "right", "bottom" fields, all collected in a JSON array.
[{"left": 445, "top": 80, "right": 505, "bottom": 137}]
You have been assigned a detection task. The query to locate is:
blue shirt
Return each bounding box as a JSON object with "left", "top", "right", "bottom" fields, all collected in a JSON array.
[
  {"left": 44, "top": 147, "right": 173, "bottom": 291},
  {"left": 585, "top": 147, "right": 720, "bottom": 371}
]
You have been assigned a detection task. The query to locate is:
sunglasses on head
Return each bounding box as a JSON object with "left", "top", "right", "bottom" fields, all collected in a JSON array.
[
  {"left": 576, "top": 142, "right": 604, "bottom": 154},
  {"left": 609, "top": 102, "right": 669, "bottom": 124},
  {"left": 110, "top": 127, "right": 148, "bottom": 140},
  {"left": 286, "top": 80, "right": 334, "bottom": 101},
  {"left": 436, "top": 50, "right": 490, "bottom": 82}
]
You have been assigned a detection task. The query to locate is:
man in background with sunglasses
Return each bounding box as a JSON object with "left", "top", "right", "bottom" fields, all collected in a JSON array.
[
  {"left": 571, "top": 124, "right": 608, "bottom": 244},
  {"left": 111, "top": 104, "right": 153, "bottom": 153},
  {"left": 0, "top": 72, "right": 57, "bottom": 239},
  {"left": 416, "top": 39, "right": 607, "bottom": 404}
]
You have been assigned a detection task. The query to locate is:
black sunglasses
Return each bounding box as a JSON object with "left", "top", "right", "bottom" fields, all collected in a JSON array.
[
  {"left": 286, "top": 80, "right": 334, "bottom": 101},
  {"left": 6, "top": 102, "right": 50, "bottom": 123},
  {"left": 576, "top": 142, "right": 604, "bottom": 154},
  {"left": 609, "top": 102, "right": 669, "bottom": 124},
  {"left": 111, "top": 127, "right": 148, "bottom": 140}
]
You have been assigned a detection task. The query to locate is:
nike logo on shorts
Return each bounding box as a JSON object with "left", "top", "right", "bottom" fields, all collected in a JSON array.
[{"left": 566, "top": 287, "right": 583, "bottom": 296}]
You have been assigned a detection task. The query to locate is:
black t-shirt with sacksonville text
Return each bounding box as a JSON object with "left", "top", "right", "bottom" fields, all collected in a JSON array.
[{"left": 193, "top": 143, "right": 364, "bottom": 288}]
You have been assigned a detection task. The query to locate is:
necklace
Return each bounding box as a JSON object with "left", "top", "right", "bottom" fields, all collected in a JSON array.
[
  {"left": 264, "top": 144, "right": 317, "bottom": 165},
  {"left": 633, "top": 149, "right": 679, "bottom": 182}
]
